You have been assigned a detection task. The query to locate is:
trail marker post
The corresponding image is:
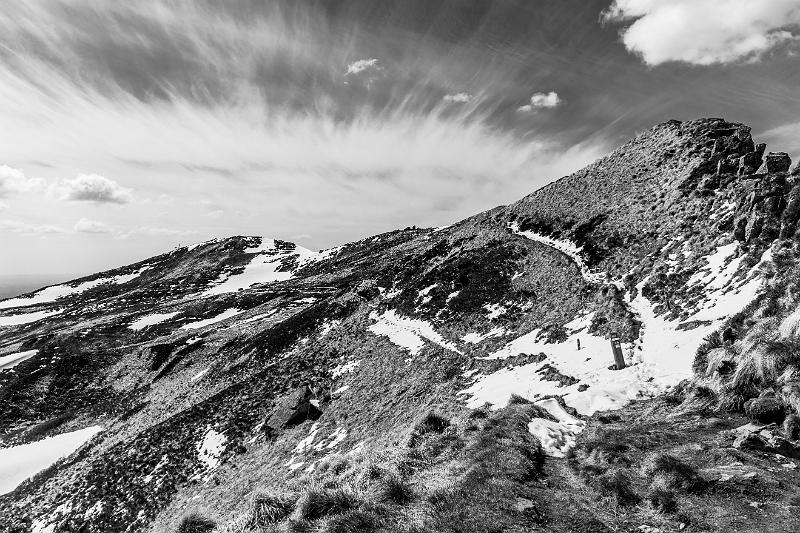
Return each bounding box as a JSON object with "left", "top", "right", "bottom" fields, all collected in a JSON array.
[{"left": 610, "top": 335, "right": 626, "bottom": 370}]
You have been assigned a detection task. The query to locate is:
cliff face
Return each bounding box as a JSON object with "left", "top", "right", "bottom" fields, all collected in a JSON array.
[{"left": 1, "top": 118, "right": 799, "bottom": 533}]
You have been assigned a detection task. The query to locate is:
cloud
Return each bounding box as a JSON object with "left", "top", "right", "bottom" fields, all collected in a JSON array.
[
  {"left": 346, "top": 58, "right": 381, "bottom": 75},
  {"left": 0, "top": 165, "right": 45, "bottom": 197},
  {"left": 74, "top": 217, "right": 113, "bottom": 234},
  {"left": 517, "top": 91, "right": 562, "bottom": 112},
  {"left": 602, "top": 0, "right": 800, "bottom": 66},
  {"left": 0, "top": 219, "right": 64, "bottom": 234},
  {"left": 0, "top": 200, "right": 7, "bottom": 211},
  {"left": 52, "top": 174, "right": 133, "bottom": 204},
  {"left": 207, "top": 210, "right": 224, "bottom": 219},
  {"left": 443, "top": 93, "right": 472, "bottom": 103}
]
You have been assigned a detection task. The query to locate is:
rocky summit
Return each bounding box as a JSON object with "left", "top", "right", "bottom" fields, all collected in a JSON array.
[{"left": 2, "top": 118, "right": 800, "bottom": 533}]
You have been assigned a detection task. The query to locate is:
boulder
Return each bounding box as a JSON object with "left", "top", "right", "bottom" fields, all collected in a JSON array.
[
  {"left": 755, "top": 152, "right": 792, "bottom": 175},
  {"left": 745, "top": 395, "right": 785, "bottom": 424},
  {"left": 784, "top": 414, "right": 800, "bottom": 441},
  {"left": 265, "top": 385, "right": 322, "bottom": 432},
  {"left": 738, "top": 145, "right": 766, "bottom": 175}
]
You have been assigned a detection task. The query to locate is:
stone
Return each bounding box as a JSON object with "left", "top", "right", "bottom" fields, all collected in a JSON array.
[
  {"left": 746, "top": 395, "right": 785, "bottom": 424},
  {"left": 755, "top": 152, "right": 792, "bottom": 175},
  {"left": 265, "top": 385, "right": 322, "bottom": 432},
  {"left": 784, "top": 414, "right": 800, "bottom": 441}
]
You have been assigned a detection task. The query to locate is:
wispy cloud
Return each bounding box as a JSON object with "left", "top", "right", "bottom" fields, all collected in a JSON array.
[
  {"left": 74, "top": 217, "right": 113, "bottom": 234},
  {"left": 603, "top": 0, "right": 800, "bottom": 65},
  {"left": 0, "top": 219, "right": 65, "bottom": 234},
  {"left": 443, "top": 93, "right": 472, "bottom": 103}
]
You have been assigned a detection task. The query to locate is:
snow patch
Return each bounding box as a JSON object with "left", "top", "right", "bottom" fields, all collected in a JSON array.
[
  {"left": 0, "top": 425, "right": 103, "bottom": 495},
  {"left": 0, "top": 309, "right": 63, "bottom": 327},
  {"left": 195, "top": 428, "right": 227, "bottom": 480},
  {"left": 332, "top": 359, "right": 361, "bottom": 378},
  {"left": 204, "top": 238, "right": 319, "bottom": 295},
  {"left": 129, "top": 311, "right": 180, "bottom": 331},
  {"left": 462, "top": 327, "right": 506, "bottom": 344},
  {"left": 511, "top": 222, "right": 606, "bottom": 284},
  {"left": 0, "top": 349, "right": 38, "bottom": 371},
  {"left": 483, "top": 303, "right": 507, "bottom": 320},
  {"left": 527, "top": 398, "right": 585, "bottom": 458},
  {"left": 181, "top": 308, "right": 240, "bottom": 330},
  {"left": 190, "top": 367, "right": 210, "bottom": 382},
  {"left": 368, "top": 310, "right": 462, "bottom": 357},
  {"left": 0, "top": 268, "right": 149, "bottom": 310}
]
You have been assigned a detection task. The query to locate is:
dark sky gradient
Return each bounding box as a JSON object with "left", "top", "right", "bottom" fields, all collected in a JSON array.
[{"left": 0, "top": 0, "right": 798, "bottom": 276}]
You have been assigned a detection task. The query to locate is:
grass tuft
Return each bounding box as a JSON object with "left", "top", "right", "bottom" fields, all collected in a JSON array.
[
  {"left": 248, "top": 492, "right": 295, "bottom": 527},
  {"left": 294, "top": 487, "right": 359, "bottom": 521},
  {"left": 176, "top": 513, "right": 216, "bottom": 533}
]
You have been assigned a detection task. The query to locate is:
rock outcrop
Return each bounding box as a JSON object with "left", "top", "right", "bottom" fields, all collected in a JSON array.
[{"left": 265, "top": 385, "right": 322, "bottom": 432}]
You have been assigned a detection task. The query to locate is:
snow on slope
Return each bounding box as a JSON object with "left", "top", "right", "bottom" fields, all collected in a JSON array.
[
  {"left": 181, "top": 308, "right": 240, "bottom": 330},
  {"left": 510, "top": 222, "right": 607, "bottom": 284},
  {"left": 0, "top": 349, "right": 38, "bottom": 371},
  {"left": 129, "top": 311, "right": 180, "bottom": 331},
  {"left": 463, "top": 241, "right": 773, "bottom": 456},
  {"left": 0, "top": 267, "right": 150, "bottom": 310},
  {"left": 0, "top": 309, "right": 63, "bottom": 327},
  {"left": 368, "top": 310, "right": 462, "bottom": 357},
  {"left": 203, "top": 238, "right": 319, "bottom": 296},
  {"left": 0, "top": 426, "right": 103, "bottom": 495}
]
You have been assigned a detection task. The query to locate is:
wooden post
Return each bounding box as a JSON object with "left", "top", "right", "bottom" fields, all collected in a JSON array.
[{"left": 610, "top": 335, "right": 626, "bottom": 370}]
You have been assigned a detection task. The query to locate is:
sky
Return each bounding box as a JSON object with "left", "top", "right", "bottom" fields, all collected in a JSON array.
[{"left": 0, "top": 0, "right": 799, "bottom": 278}]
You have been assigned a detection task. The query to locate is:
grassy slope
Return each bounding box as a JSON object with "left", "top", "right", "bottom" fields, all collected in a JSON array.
[{"left": 2, "top": 118, "right": 799, "bottom": 533}]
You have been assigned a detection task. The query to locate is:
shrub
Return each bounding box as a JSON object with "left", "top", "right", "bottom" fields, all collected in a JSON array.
[
  {"left": 641, "top": 453, "right": 704, "bottom": 492},
  {"left": 249, "top": 492, "right": 295, "bottom": 527},
  {"left": 176, "top": 513, "right": 216, "bottom": 533},
  {"left": 294, "top": 487, "right": 358, "bottom": 521},
  {"left": 593, "top": 469, "right": 640, "bottom": 506},
  {"left": 377, "top": 474, "right": 414, "bottom": 505},
  {"left": 648, "top": 475, "right": 678, "bottom": 513},
  {"left": 415, "top": 412, "right": 450, "bottom": 435}
]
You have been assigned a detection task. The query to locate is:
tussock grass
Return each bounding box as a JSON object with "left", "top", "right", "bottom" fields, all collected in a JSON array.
[
  {"left": 641, "top": 453, "right": 704, "bottom": 492},
  {"left": 293, "top": 486, "right": 359, "bottom": 521},
  {"left": 594, "top": 469, "right": 640, "bottom": 506},
  {"left": 248, "top": 492, "right": 295, "bottom": 528},
  {"left": 648, "top": 474, "right": 678, "bottom": 513},
  {"left": 176, "top": 513, "right": 216, "bottom": 533},
  {"left": 376, "top": 474, "right": 414, "bottom": 505}
]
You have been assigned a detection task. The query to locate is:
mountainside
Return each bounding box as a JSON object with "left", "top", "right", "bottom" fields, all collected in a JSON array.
[{"left": 2, "top": 118, "right": 800, "bottom": 533}]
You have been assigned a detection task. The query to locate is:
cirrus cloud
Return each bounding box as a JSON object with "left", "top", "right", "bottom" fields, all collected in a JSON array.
[
  {"left": 0, "top": 219, "right": 65, "bottom": 234},
  {"left": 51, "top": 174, "right": 134, "bottom": 204},
  {"left": 443, "top": 92, "right": 473, "bottom": 103},
  {"left": 602, "top": 0, "right": 800, "bottom": 66}
]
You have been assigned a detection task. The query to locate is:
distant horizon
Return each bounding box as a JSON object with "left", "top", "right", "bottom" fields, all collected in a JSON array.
[{"left": 0, "top": 273, "right": 88, "bottom": 300}]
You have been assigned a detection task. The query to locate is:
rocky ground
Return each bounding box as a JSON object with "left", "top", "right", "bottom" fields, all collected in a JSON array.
[{"left": 1, "top": 118, "right": 800, "bottom": 533}]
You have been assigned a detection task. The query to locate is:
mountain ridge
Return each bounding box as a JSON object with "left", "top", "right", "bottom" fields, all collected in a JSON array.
[{"left": 2, "top": 118, "right": 800, "bottom": 533}]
